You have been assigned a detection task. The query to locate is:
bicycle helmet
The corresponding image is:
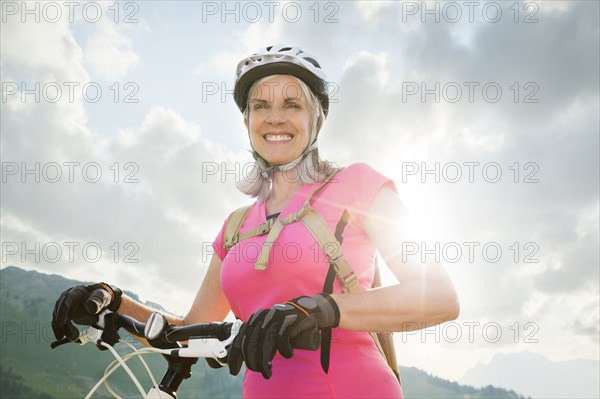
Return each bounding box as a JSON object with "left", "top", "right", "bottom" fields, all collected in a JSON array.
[
  {"left": 234, "top": 45, "right": 330, "bottom": 178},
  {"left": 234, "top": 45, "right": 329, "bottom": 117}
]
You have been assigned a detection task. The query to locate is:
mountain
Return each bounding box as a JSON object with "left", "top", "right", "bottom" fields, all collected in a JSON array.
[
  {"left": 1, "top": 266, "right": 527, "bottom": 398},
  {"left": 0, "top": 266, "right": 241, "bottom": 399},
  {"left": 461, "top": 350, "right": 600, "bottom": 398}
]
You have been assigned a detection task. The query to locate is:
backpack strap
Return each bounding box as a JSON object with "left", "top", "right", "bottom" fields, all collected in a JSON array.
[
  {"left": 300, "top": 209, "right": 360, "bottom": 293},
  {"left": 320, "top": 208, "right": 351, "bottom": 373},
  {"left": 223, "top": 205, "right": 253, "bottom": 250},
  {"left": 310, "top": 209, "right": 401, "bottom": 384},
  {"left": 254, "top": 169, "right": 343, "bottom": 270},
  {"left": 220, "top": 169, "right": 401, "bottom": 384},
  {"left": 372, "top": 258, "right": 402, "bottom": 384},
  {"left": 222, "top": 169, "right": 342, "bottom": 258}
]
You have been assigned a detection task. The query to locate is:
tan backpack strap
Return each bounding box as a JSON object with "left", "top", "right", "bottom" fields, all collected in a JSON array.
[
  {"left": 223, "top": 205, "right": 252, "bottom": 250},
  {"left": 371, "top": 258, "right": 402, "bottom": 384},
  {"left": 255, "top": 205, "right": 309, "bottom": 270},
  {"left": 300, "top": 209, "right": 360, "bottom": 293},
  {"left": 237, "top": 218, "right": 276, "bottom": 243},
  {"left": 254, "top": 168, "right": 344, "bottom": 271},
  {"left": 376, "top": 331, "right": 401, "bottom": 383},
  {"left": 304, "top": 208, "right": 401, "bottom": 383}
]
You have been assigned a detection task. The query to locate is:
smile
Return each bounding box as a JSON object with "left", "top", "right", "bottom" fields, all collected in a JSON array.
[{"left": 264, "top": 134, "right": 292, "bottom": 142}]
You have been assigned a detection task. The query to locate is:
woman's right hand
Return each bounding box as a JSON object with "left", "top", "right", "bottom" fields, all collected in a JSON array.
[{"left": 51, "top": 283, "right": 122, "bottom": 343}]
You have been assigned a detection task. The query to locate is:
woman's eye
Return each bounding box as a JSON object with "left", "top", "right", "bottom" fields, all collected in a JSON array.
[{"left": 253, "top": 103, "right": 267, "bottom": 110}]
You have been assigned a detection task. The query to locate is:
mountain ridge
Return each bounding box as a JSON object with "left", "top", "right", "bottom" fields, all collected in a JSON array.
[{"left": 461, "top": 349, "right": 600, "bottom": 398}]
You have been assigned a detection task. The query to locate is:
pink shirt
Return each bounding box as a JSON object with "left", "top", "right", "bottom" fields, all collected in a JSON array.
[{"left": 213, "top": 163, "right": 403, "bottom": 398}]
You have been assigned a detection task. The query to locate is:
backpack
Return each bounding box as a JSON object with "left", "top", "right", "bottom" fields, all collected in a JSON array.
[{"left": 222, "top": 169, "right": 401, "bottom": 384}]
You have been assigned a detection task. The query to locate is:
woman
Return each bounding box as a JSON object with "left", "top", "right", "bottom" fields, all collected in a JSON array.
[{"left": 52, "top": 45, "right": 459, "bottom": 398}]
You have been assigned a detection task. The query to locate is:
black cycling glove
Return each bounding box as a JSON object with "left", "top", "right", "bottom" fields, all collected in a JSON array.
[
  {"left": 51, "top": 283, "right": 122, "bottom": 342},
  {"left": 228, "top": 293, "right": 340, "bottom": 379}
]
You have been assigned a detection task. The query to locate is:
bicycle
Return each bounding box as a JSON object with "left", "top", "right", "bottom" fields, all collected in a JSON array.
[{"left": 51, "top": 309, "right": 242, "bottom": 399}]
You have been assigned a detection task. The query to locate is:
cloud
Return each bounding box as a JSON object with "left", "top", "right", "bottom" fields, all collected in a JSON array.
[
  {"left": 0, "top": 16, "right": 87, "bottom": 82},
  {"left": 1, "top": 0, "right": 598, "bottom": 380},
  {"left": 0, "top": 12, "right": 243, "bottom": 313},
  {"left": 83, "top": 22, "right": 140, "bottom": 81},
  {"left": 2, "top": 102, "right": 247, "bottom": 313}
]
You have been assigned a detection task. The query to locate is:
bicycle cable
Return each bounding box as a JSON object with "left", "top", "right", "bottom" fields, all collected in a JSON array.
[
  {"left": 85, "top": 341, "right": 147, "bottom": 399},
  {"left": 102, "top": 341, "right": 164, "bottom": 399}
]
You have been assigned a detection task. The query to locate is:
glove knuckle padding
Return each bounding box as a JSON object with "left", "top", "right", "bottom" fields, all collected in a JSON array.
[{"left": 295, "top": 296, "right": 318, "bottom": 310}]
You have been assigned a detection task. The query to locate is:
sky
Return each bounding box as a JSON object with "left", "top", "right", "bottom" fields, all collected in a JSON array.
[{"left": 1, "top": 0, "right": 599, "bottom": 387}]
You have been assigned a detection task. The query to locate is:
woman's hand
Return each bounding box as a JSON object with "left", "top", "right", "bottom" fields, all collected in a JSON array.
[
  {"left": 228, "top": 293, "right": 340, "bottom": 379},
  {"left": 51, "top": 283, "right": 122, "bottom": 343}
]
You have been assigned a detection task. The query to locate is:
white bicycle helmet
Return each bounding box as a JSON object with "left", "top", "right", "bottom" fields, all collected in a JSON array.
[{"left": 234, "top": 45, "right": 330, "bottom": 117}]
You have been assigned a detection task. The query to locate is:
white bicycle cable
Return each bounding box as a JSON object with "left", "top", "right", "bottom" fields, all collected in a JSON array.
[
  {"left": 101, "top": 341, "right": 164, "bottom": 399},
  {"left": 85, "top": 343, "right": 173, "bottom": 399},
  {"left": 84, "top": 341, "right": 147, "bottom": 399}
]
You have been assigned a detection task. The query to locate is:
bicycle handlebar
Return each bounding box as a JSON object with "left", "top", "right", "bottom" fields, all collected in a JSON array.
[
  {"left": 52, "top": 310, "right": 241, "bottom": 398},
  {"left": 115, "top": 312, "right": 235, "bottom": 345}
]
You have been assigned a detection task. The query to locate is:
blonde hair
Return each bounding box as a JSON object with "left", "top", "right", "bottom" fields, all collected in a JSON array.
[{"left": 235, "top": 75, "right": 336, "bottom": 202}]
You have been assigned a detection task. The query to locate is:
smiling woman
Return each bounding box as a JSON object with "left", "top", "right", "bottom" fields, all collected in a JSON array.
[
  {"left": 210, "top": 45, "right": 459, "bottom": 398},
  {"left": 233, "top": 49, "right": 334, "bottom": 203},
  {"left": 50, "top": 44, "right": 459, "bottom": 399}
]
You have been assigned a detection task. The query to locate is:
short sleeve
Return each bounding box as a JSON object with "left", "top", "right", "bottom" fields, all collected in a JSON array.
[
  {"left": 211, "top": 216, "right": 230, "bottom": 261},
  {"left": 342, "top": 163, "right": 397, "bottom": 230}
]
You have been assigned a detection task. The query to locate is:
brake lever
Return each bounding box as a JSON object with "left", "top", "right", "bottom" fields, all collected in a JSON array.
[
  {"left": 172, "top": 319, "right": 243, "bottom": 364},
  {"left": 51, "top": 310, "right": 113, "bottom": 349}
]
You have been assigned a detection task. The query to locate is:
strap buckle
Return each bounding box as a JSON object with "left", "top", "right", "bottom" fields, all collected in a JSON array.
[
  {"left": 291, "top": 203, "right": 310, "bottom": 223},
  {"left": 257, "top": 218, "right": 275, "bottom": 235},
  {"left": 322, "top": 241, "right": 343, "bottom": 263},
  {"left": 224, "top": 235, "right": 238, "bottom": 250}
]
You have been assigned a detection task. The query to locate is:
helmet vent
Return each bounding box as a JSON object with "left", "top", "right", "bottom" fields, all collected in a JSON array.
[{"left": 304, "top": 57, "right": 320, "bottom": 67}]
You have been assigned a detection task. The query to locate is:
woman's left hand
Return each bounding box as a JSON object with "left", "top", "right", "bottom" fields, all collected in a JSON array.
[{"left": 228, "top": 293, "right": 340, "bottom": 379}]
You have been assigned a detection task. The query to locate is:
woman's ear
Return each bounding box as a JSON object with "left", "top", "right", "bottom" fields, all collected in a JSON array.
[{"left": 244, "top": 116, "right": 249, "bottom": 129}]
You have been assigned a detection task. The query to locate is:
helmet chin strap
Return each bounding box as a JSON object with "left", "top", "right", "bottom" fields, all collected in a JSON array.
[{"left": 251, "top": 140, "right": 318, "bottom": 179}]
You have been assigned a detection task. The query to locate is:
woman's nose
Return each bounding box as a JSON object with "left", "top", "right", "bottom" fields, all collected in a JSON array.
[{"left": 265, "top": 108, "right": 285, "bottom": 124}]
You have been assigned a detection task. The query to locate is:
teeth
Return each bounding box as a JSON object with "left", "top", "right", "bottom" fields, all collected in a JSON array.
[{"left": 265, "top": 134, "right": 292, "bottom": 142}]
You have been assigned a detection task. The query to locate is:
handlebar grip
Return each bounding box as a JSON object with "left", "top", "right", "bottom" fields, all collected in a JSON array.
[
  {"left": 166, "top": 322, "right": 233, "bottom": 343},
  {"left": 115, "top": 313, "right": 147, "bottom": 338},
  {"left": 85, "top": 288, "right": 112, "bottom": 315}
]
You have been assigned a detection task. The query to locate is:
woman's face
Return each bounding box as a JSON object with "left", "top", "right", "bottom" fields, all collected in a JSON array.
[{"left": 245, "top": 75, "right": 312, "bottom": 165}]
